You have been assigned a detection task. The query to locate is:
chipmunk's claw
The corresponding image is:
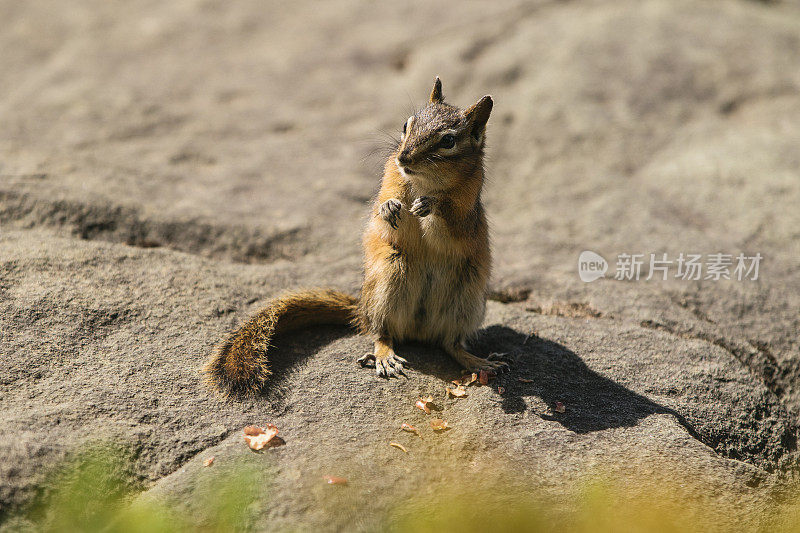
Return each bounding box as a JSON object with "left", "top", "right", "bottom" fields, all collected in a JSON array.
[
  {"left": 450, "top": 348, "right": 510, "bottom": 374},
  {"left": 358, "top": 352, "right": 408, "bottom": 378},
  {"left": 379, "top": 199, "right": 402, "bottom": 229},
  {"left": 357, "top": 353, "right": 375, "bottom": 367},
  {"left": 481, "top": 358, "right": 510, "bottom": 373},
  {"left": 484, "top": 353, "right": 511, "bottom": 373},
  {"left": 376, "top": 353, "right": 407, "bottom": 378},
  {"left": 410, "top": 196, "right": 433, "bottom": 217}
]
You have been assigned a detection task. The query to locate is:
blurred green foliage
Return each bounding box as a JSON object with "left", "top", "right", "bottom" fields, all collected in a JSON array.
[
  {"left": 21, "top": 446, "right": 260, "bottom": 533},
  {"left": 10, "top": 446, "right": 800, "bottom": 533},
  {"left": 388, "top": 476, "right": 800, "bottom": 533}
]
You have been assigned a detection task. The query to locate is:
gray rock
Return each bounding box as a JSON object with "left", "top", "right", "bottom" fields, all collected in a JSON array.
[{"left": 1, "top": 0, "right": 799, "bottom": 529}]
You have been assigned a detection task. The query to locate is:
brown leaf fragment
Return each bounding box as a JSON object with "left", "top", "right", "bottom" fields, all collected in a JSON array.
[
  {"left": 416, "top": 396, "right": 433, "bottom": 414},
  {"left": 498, "top": 387, "right": 505, "bottom": 394},
  {"left": 389, "top": 442, "right": 408, "bottom": 453},
  {"left": 429, "top": 418, "right": 449, "bottom": 431},
  {"left": 323, "top": 476, "right": 348, "bottom": 485},
  {"left": 203, "top": 456, "right": 215, "bottom": 467},
  {"left": 243, "top": 424, "right": 279, "bottom": 451},
  {"left": 446, "top": 385, "right": 467, "bottom": 398},
  {"left": 555, "top": 401, "right": 566, "bottom": 414},
  {"left": 518, "top": 378, "right": 534, "bottom": 383},
  {"left": 401, "top": 422, "right": 421, "bottom": 436},
  {"left": 479, "top": 369, "right": 496, "bottom": 386}
]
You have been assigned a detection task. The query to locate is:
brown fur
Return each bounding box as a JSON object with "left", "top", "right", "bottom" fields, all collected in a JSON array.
[
  {"left": 205, "top": 289, "right": 359, "bottom": 394},
  {"left": 205, "top": 78, "right": 504, "bottom": 393}
]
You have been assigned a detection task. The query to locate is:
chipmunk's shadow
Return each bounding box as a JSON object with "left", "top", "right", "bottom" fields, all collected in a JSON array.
[
  {"left": 256, "top": 327, "right": 346, "bottom": 407},
  {"left": 261, "top": 325, "right": 699, "bottom": 439},
  {"left": 400, "top": 325, "right": 701, "bottom": 438}
]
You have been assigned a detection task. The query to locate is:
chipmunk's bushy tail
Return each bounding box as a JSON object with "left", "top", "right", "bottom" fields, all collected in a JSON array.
[{"left": 205, "top": 289, "right": 359, "bottom": 395}]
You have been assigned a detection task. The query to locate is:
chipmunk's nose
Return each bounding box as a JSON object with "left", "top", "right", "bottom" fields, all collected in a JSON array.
[{"left": 397, "top": 150, "right": 413, "bottom": 167}]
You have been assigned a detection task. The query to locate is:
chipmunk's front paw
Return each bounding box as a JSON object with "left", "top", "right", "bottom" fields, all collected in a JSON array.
[
  {"left": 379, "top": 199, "right": 402, "bottom": 229},
  {"left": 410, "top": 196, "right": 433, "bottom": 217}
]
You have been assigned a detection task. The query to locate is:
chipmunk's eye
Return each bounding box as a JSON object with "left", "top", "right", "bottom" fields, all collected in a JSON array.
[
  {"left": 402, "top": 121, "right": 407, "bottom": 134},
  {"left": 439, "top": 134, "right": 455, "bottom": 149}
]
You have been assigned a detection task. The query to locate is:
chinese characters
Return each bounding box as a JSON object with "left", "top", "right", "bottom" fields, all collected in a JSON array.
[{"left": 613, "top": 253, "right": 762, "bottom": 281}]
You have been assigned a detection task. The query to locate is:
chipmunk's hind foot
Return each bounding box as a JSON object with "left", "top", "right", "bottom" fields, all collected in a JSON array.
[
  {"left": 446, "top": 344, "right": 510, "bottom": 373},
  {"left": 357, "top": 337, "right": 407, "bottom": 378}
]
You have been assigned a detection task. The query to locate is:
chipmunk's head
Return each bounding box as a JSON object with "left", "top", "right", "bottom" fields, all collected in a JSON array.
[{"left": 395, "top": 77, "right": 492, "bottom": 190}]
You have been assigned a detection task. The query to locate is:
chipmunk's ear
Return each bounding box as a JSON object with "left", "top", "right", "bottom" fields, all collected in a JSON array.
[
  {"left": 429, "top": 77, "right": 443, "bottom": 103},
  {"left": 465, "top": 95, "right": 493, "bottom": 142}
]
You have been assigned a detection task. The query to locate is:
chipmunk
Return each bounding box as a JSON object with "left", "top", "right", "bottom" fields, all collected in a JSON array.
[{"left": 206, "top": 78, "right": 506, "bottom": 394}]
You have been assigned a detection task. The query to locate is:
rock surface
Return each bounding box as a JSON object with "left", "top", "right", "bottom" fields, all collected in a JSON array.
[{"left": 1, "top": 0, "right": 799, "bottom": 529}]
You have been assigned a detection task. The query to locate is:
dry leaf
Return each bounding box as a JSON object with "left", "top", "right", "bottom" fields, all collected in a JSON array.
[
  {"left": 323, "top": 476, "right": 348, "bottom": 485},
  {"left": 518, "top": 378, "right": 534, "bottom": 383},
  {"left": 415, "top": 396, "right": 433, "bottom": 414},
  {"left": 555, "top": 401, "right": 566, "bottom": 413},
  {"left": 401, "top": 423, "right": 421, "bottom": 436},
  {"left": 429, "top": 418, "right": 449, "bottom": 431},
  {"left": 479, "top": 369, "right": 496, "bottom": 386},
  {"left": 389, "top": 442, "right": 408, "bottom": 453},
  {"left": 243, "top": 424, "right": 279, "bottom": 451},
  {"left": 203, "top": 456, "right": 215, "bottom": 467},
  {"left": 454, "top": 373, "right": 478, "bottom": 386},
  {"left": 446, "top": 385, "right": 467, "bottom": 398}
]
